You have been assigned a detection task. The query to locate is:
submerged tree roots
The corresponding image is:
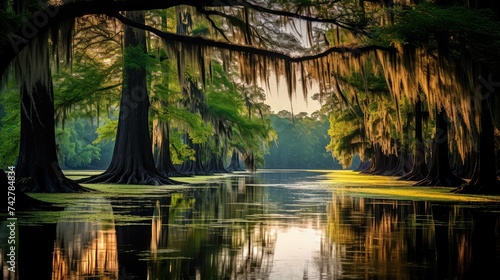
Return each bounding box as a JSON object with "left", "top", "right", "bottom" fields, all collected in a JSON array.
[{"left": 77, "top": 169, "right": 179, "bottom": 185}]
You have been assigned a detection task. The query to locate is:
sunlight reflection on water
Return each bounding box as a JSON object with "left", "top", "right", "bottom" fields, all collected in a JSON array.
[{"left": 10, "top": 170, "right": 500, "bottom": 279}]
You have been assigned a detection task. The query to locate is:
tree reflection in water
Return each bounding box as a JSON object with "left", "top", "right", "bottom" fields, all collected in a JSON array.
[
  {"left": 145, "top": 176, "right": 277, "bottom": 280},
  {"left": 112, "top": 172, "right": 500, "bottom": 279},
  {"left": 38, "top": 171, "right": 500, "bottom": 279},
  {"left": 51, "top": 199, "right": 118, "bottom": 279},
  {"left": 318, "top": 192, "right": 500, "bottom": 279}
]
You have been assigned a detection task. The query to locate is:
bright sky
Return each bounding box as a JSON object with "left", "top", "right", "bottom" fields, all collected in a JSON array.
[
  {"left": 265, "top": 89, "right": 322, "bottom": 115},
  {"left": 258, "top": 18, "right": 328, "bottom": 115},
  {"left": 261, "top": 73, "right": 323, "bottom": 115}
]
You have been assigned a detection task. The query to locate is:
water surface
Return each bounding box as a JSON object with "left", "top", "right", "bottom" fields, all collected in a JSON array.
[{"left": 6, "top": 170, "right": 500, "bottom": 279}]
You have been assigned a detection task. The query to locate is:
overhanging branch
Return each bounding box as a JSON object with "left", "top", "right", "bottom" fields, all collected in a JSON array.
[
  {"left": 232, "top": 0, "right": 365, "bottom": 34},
  {"left": 112, "top": 11, "right": 394, "bottom": 64},
  {"left": 0, "top": 0, "right": 235, "bottom": 75},
  {"left": 0, "top": 0, "right": 384, "bottom": 76}
]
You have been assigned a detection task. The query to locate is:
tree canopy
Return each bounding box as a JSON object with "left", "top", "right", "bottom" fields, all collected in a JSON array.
[{"left": 2, "top": 0, "right": 500, "bottom": 194}]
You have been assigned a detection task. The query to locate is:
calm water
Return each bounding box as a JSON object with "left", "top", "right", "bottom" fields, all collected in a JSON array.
[{"left": 4, "top": 170, "right": 500, "bottom": 279}]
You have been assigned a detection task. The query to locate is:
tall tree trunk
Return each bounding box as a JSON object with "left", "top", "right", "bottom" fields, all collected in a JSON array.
[
  {"left": 227, "top": 150, "right": 245, "bottom": 171},
  {"left": 215, "top": 153, "right": 229, "bottom": 173},
  {"left": 354, "top": 160, "right": 371, "bottom": 171},
  {"left": 384, "top": 138, "right": 411, "bottom": 176},
  {"left": 454, "top": 96, "right": 499, "bottom": 194},
  {"left": 156, "top": 121, "right": 183, "bottom": 177},
  {"left": 10, "top": 23, "right": 85, "bottom": 194},
  {"left": 496, "top": 150, "right": 500, "bottom": 176},
  {"left": 178, "top": 140, "right": 212, "bottom": 176},
  {"left": 398, "top": 114, "right": 414, "bottom": 175},
  {"left": 16, "top": 78, "right": 87, "bottom": 192},
  {"left": 381, "top": 153, "right": 401, "bottom": 176},
  {"left": 243, "top": 152, "right": 256, "bottom": 172},
  {"left": 415, "top": 108, "right": 465, "bottom": 187},
  {"left": 400, "top": 97, "right": 429, "bottom": 181},
  {"left": 79, "top": 11, "right": 174, "bottom": 185},
  {"left": 207, "top": 153, "right": 230, "bottom": 173},
  {"left": 206, "top": 137, "right": 230, "bottom": 174},
  {"left": 206, "top": 155, "right": 217, "bottom": 173},
  {"left": 363, "top": 144, "right": 389, "bottom": 175},
  {"left": 457, "top": 150, "right": 475, "bottom": 179}
]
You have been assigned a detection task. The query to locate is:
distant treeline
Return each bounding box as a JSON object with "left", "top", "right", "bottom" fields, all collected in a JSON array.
[{"left": 264, "top": 111, "right": 343, "bottom": 170}]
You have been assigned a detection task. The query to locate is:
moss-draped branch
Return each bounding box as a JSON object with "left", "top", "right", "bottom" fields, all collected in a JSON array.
[
  {"left": 0, "top": 0, "right": 393, "bottom": 77},
  {"left": 112, "top": 11, "right": 393, "bottom": 62}
]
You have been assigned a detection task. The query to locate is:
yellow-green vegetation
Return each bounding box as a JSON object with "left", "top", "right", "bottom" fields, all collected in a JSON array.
[
  {"left": 20, "top": 202, "right": 150, "bottom": 226},
  {"left": 65, "top": 169, "right": 239, "bottom": 183},
  {"left": 21, "top": 170, "right": 500, "bottom": 226},
  {"left": 20, "top": 171, "right": 239, "bottom": 225},
  {"left": 321, "top": 170, "right": 500, "bottom": 203}
]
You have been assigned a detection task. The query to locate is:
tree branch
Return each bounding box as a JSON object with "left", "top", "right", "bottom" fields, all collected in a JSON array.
[
  {"left": 0, "top": 0, "right": 376, "bottom": 76},
  {"left": 112, "top": 11, "right": 393, "bottom": 64},
  {"left": 232, "top": 0, "right": 365, "bottom": 34},
  {"left": 0, "top": 0, "right": 235, "bottom": 75},
  {"left": 195, "top": 8, "right": 232, "bottom": 42},
  {"left": 96, "top": 83, "right": 121, "bottom": 92},
  {"left": 196, "top": 7, "right": 271, "bottom": 48}
]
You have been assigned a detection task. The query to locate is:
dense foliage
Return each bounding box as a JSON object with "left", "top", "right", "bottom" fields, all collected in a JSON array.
[
  {"left": 265, "top": 112, "right": 342, "bottom": 170},
  {"left": 1, "top": 0, "right": 500, "bottom": 194}
]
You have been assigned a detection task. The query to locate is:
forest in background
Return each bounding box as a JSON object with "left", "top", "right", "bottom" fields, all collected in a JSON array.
[
  {"left": 1, "top": 0, "right": 500, "bottom": 195},
  {"left": 0, "top": 46, "right": 276, "bottom": 173},
  {"left": 1, "top": 101, "right": 345, "bottom": 171},
  {"left": 265, "top": 111, "right": 343, "bottom": 170}
]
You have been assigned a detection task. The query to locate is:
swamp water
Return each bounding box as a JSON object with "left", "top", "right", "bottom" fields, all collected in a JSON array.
[{"left": 3, "top": 170, "right": 500, "bottom": 279}]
